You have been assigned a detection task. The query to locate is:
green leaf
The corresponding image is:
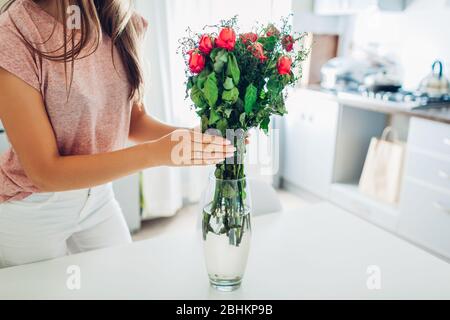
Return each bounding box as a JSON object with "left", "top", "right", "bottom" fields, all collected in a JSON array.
[
  {"left": 201, "top": 115, "right": 209, "bottom": 132},
  {"left": 214, "top": 61, "right": 225, "bottom": 73},
  {"left": 203, "top": 73, "right": 218, "bottom": 107},
  {"left": 216, "top": 119, "right": 228, "bottom": 136},
  {"left": 227, "top": 53, "right": 240, "bottom": 85},
  {"left": 260, "top": 117, "right": 270, "bottom": 134},
  {"left": 222, "top": 87, "right": 239, "bottom": 104},
  {"left": 224, "top": 77, "right": 235, "bottom": 90},
  {"left": 210, "top": 48, "right": 220, "bottom": 61},
  {"left": 196, "top": 69, "right": 209, "bottom": 90},
  {"left": 214, "top": 49, "right": 228, "bottom": 73},
  {"left": 258, "top": 36, "right": 277, "bottom": 51},
  {"left": 186, "top": 77, "right": 195, "bottom": 98},
  {"left": 267, "top": 77, "right": 281, "bottom": 92},
  {"left": 224, "top": 108, "right": 232, "bottom": 118},
  {"left": 187, "top": 77, "right": 194, "bottom": 90},
  {"left": 218, "top": 50, "right": 229, "bottom": 63},
  {"left": 239, "top": 113, "right": 246, "bottom": 127},
  {"left": 190, "top": 86, "right": 206, "bottom": 108},
  {"left": 267, "top": 58, "right": 277, "bottom": 69},
  {"left": 259, "top": 90, "right": 267, "bottom": 99},
  {"left": 244, "top": 84, "right": 257, "bottom": 114},
  {"left": 274, "top": 95, "right": 287, "bottom": 115},
  {"left": 208, "top": 109, "right": 220, "bottom": 125}
]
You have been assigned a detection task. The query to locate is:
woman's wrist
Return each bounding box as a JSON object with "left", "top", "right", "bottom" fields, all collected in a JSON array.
[{"left": 141, "top": 138, "right": 171, "bottom": 168}]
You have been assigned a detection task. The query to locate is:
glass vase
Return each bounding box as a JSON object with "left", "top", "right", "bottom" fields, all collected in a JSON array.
[{"left": 201, "top": 168, "right": 252, "bottom": 292}]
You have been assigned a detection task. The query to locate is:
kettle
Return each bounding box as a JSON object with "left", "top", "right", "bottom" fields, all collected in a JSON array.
[{"left": 419, "top": 61, "right": 450, "bottom": 98}]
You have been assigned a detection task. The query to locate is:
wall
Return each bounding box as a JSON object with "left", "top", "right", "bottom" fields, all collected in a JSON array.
[{"left": 350, "top": 0, "right": 450, "bottom": 90}]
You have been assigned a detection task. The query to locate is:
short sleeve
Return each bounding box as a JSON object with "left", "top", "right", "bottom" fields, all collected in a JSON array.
[{"left": 0, "top": 26, "right": 41, "bottom": 91}]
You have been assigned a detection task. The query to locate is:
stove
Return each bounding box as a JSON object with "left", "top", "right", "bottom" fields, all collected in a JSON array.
[
  {"left": 337, "top": 88, "right": 450, "bottom": 110},
  {"left": 360, "top": 90, "right": 450, "bottom": 109}
]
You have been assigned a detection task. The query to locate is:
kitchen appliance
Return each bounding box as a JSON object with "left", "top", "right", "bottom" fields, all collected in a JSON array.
[
  {"left": 363, "top": 70, "right": 402, "bottom": 93},
  {"left": 363, "top": 89, "right": 450, "bottom": 105},
  {"left": 320, "top": 57, "right": 372, "bottom": 91},
  {"left": 339, "top": 88, "right": 450, "bottom": 110},
  {"left": 419, "top": 61, "right": 450, "bottom": 98}
]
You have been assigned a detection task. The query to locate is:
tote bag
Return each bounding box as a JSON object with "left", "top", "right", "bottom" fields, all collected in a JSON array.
[{"left": 359, "top": 127, "right": 406, "bottom": 205}]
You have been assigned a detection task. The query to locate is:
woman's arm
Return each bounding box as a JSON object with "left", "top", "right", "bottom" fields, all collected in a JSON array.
[
  {"left": 0, "top": 68, "right": 235, "bottom": 192},
  {"left": 128, "top": 103, "right": 180, "bottom": 143}
]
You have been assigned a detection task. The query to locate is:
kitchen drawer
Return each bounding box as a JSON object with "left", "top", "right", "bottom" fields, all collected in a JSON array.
[
  {"left": 398, "top": 178, "right": 450, "bottom": 258},
  {"left": 404, "top": 150, "right": 450, "bottom": 192},
  {"left": 408, "top": 117, "right": 450, "bottom": 156}
]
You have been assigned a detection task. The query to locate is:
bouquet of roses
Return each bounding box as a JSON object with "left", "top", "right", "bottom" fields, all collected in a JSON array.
[{"left": 180, "top": 17, "right": 309, "bottom": 246}]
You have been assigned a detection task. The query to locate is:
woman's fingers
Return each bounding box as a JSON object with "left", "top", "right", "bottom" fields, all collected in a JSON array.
[
  {"left": 189, "top": 130, "right": 231, "bottom": 146},
  {"left": 186, "top": 128, "right": 251, "bottom": 146},
  {"left": 191, "top": 149, "right": 235, "bottom": 160},
  {"left": 168, "top": 129, "right": 244, "bottom": 167},
  {"left": 191, "top": 142, "right": 235, "bottom": 154},
  {"left": 188, "top": 129, "right": 250, "bottom": 146}
]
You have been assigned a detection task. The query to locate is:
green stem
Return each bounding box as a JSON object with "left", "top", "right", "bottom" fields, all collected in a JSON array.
[{"left": 204, "top": 139, "right": 248, "bottom": 246}]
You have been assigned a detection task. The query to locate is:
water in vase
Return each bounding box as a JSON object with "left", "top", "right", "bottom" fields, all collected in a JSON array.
[{"left": 202, "top": 205, "right": 251, "bottom": 291}]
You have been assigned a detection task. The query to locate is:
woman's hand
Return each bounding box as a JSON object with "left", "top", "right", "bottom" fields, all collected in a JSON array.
[
  {"left": 192, "top": 125, "right": 251, "bottom": 145},
  {"left": 153, "top": 129, "right": 236, "bottom": 166}
]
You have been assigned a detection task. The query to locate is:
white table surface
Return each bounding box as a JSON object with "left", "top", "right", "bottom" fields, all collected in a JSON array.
[{"left": 1, "top": 203, "right": 449, "bottom": 300}]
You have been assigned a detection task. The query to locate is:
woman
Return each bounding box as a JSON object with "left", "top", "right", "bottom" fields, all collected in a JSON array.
[{"left": 0, "top": 0, "right": 235, "bottom": 268}]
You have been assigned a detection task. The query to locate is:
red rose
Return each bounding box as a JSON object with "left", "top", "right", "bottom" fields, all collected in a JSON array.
[
  {"left": 266, "top": 24, "right": 280, "bottom": 37},
  {"left": 215, "top": 27, "right": 236, "bottom": 51},
  {"left": 188, "top": 49, "right": 206, "bottom": 74},
  {"left": 277, "top": 56, "right": 292, "bottom": 75},
  {"left": 240, "top": 32, "right": 258, "bottom": 45},
  {"left": 199, "top": 34, "right": 214, "bottom": 55},
  {"left": 282, "top": 35, "right": 295, "bottom": 52},
  {"left": 248, "top": 42, "right": 267, "bottom": 62}
]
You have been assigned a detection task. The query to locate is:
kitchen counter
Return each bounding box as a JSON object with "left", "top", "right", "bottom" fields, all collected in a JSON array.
[
  {"left": 303, "top": 86, "right": 450, "bottom": 124},
  {"left": 0, "top": 203, "right": 449, "bottom": 300}
]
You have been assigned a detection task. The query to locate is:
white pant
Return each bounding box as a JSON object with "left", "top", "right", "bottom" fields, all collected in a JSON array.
[{"left": 0, "top": 183, "right": 132, "bottom": 268}]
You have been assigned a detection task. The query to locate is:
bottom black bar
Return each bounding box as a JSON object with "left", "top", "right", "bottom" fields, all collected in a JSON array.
[{"left": 1, "top": 300, "right": 448, "bottom": 318}]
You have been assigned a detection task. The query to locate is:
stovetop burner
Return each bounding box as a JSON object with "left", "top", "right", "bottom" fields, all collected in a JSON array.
[{"left": 358, "top": 88, "right": 450, "bottom": 109}]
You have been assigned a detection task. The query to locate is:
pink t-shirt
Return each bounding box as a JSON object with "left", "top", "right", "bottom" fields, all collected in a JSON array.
[{"left": 0, "top": 0, "right": 147, "bottom": 202}]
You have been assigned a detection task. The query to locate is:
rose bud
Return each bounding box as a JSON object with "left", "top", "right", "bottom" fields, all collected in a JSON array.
[
  {"left": 199, "top": 34, "right": 214, "bottom": 55},
  {"left": 240, "top": 32, "right": 258, "bottom": 45},
  {"left": 248, "top": 42, "right": 268, "bottom": 62},
  {"left": 282, "top": 35, "right": 295, "bottom": 52},
  {"left": 266, "top": 24, "right": 280, "bottom": 37},
  {"left": 215, "top": 27, "right": 237, "bottom": 51},
  {"left": 188, "top": 49, "right": 206, "bottom": 74},
  {"left": 277, "top": 56, "right": 292, "bottom": 75}
]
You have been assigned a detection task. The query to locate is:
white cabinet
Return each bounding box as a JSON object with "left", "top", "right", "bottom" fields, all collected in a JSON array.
[
  {"left": 313, "top": 0, "right": 375, "bottom": 15},
  {"left": 398, "top": 118, "right": 450, "bottom": 259},
  {"left": 398, "top": 179, "right": 450, "bottom": 259},
  {"left": 282, "top": 90, "right": 339, "bottom": 198}
]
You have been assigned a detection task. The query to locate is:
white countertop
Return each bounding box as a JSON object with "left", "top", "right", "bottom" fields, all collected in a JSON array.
[
  {"left": 1, "top": 203, "right": 449, "bottom": 300},
  {"left": 302, "top": 86, "right": 450, "bottom": 124}
]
